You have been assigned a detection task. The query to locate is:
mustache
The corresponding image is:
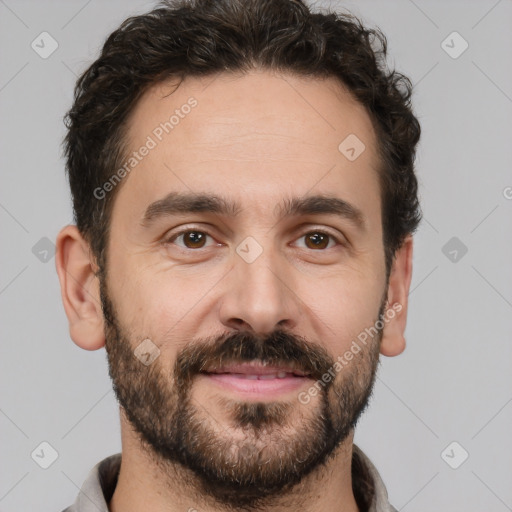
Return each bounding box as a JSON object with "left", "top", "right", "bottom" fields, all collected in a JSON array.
[{"left": 174, "top": 329, "right": 335, "bottom": 387}]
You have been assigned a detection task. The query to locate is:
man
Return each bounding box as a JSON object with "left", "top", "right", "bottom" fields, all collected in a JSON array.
[{"left": 56, "top": 0, "right": 421, "bottom": 510}]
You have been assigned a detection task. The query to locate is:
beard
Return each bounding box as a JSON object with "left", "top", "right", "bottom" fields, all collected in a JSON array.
[{"left": 100, "top": 277, "right": 385, "bottom": 510}]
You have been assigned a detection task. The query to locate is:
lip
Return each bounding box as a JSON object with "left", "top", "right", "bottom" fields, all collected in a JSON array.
[
  {"left": 204, "top": 362, "right": 311, "bottom": 377},
  {"left": 199, "top": 361, "right": 312, "bottom": 399}
]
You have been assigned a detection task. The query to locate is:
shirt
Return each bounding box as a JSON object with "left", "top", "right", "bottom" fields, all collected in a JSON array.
[{"left": 62, "top": 445, "right": 397, "bottom": 512}]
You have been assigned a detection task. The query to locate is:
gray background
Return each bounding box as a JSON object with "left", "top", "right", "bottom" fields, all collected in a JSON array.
[{"left": 1, "top": 0, "right": 511, "bottom": 510}]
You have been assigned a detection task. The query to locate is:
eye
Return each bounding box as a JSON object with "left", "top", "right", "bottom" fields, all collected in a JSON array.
[
  {"left": 164, "top": 227, "right": 344, "bottom": 252},
  {"left": 294, "top": 230, "right": 341, "bottom": 250},
  {"left": 166, "top": 229, "right": 216, "bottom": 249}
]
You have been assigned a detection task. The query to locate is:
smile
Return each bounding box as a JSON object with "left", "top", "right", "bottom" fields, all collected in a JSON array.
[{"left": 200, "top": 362, "right": 312, "bottom": 398}]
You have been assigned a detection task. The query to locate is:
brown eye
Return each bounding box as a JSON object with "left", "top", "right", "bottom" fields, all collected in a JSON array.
[
  {"left": 183, "top": 231, "right": 207, "bottom": 248},
  {"left": 304, "top": 232, "right": 332, "bottom": 250},
  {"left": 172, "top": 230, "right": 210, "bottom": 249}
]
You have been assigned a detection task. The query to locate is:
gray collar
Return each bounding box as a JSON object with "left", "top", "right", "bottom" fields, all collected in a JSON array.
[{"left": 63, "top": 445, "right": 396, "bottom": 512}]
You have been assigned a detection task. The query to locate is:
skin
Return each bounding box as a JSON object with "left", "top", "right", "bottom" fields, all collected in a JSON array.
[{"left": 56, "top": 70, "right": 414, "bottom": 512}]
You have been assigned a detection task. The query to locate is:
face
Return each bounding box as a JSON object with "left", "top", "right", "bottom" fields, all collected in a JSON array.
[{"left": 101, "top": 71, "right": 389, "bottom": 507}]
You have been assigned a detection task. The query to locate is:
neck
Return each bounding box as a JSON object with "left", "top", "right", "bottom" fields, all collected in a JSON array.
[{"left": 109, "top": 411, "right": 360, "bottom": 512}]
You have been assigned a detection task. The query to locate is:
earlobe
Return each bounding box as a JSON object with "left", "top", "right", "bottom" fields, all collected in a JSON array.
[
  {"left": 380, "top": 236, "right": 414, "bottom": 357},
  {"left": 55, "top": 225, "right": 106, "bottom": 351}
]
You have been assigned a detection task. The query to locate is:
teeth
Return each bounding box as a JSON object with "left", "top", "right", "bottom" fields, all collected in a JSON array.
[
  {"left": 212, "top": 371, "right": 301, "bottom": 379},
  {"left": 231, "top": 372, "right": 292, "bottom": 380},
  {"left": 258, "top": 373, "right": 277, "bottom": 380}
]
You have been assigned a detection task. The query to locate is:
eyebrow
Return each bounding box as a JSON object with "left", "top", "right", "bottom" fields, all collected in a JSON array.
[{"left": 141, "top": 191, "right": 366, "bottom": 231}]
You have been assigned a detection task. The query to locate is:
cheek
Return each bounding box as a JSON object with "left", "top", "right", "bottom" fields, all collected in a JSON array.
[
  {"left": 299, "top": 265, "right": 384, "bottom": 356},
  {"left": 111, "top": 259, "right": 222, "bottom": 349}
]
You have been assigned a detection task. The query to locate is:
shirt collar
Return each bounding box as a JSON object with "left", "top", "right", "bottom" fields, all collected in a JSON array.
[{"left": 64, "top": 445, "right": 395, "bottom": 512}]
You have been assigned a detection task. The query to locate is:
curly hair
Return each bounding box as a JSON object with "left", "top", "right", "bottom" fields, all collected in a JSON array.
[{"left": 63, "top": 0, "right": 422, "bottom": 278}]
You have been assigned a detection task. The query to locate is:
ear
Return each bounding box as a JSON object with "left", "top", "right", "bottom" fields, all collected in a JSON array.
[
  {"left": 55, "top": 225, "right": 105, "bottom": 351},
  {"left": 380, "top": 235, "right": 414, "bottom": 357}
]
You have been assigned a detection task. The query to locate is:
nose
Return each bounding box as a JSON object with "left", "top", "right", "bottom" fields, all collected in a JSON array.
[{"left": 218, "top": 245, "right": 301, "bottom": 335}]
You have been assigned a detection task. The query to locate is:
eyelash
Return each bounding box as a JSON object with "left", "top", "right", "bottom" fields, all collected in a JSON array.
[{"left": 164, "top": 227, "right": 345, "bottom": 251}]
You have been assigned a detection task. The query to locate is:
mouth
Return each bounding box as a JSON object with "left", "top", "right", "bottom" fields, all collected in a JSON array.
[{"left": 199, "top": 361, "right": 313, "bottom": 398}]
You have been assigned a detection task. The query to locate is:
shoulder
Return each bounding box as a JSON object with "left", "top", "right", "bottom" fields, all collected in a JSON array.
[{"left": 60, "top": 453, "right": 121, "bottom": 512}]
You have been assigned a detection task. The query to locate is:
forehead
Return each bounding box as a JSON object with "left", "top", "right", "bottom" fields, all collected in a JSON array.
[{"left": 114, "top": 70, "right": 381, "bottom": 229}]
